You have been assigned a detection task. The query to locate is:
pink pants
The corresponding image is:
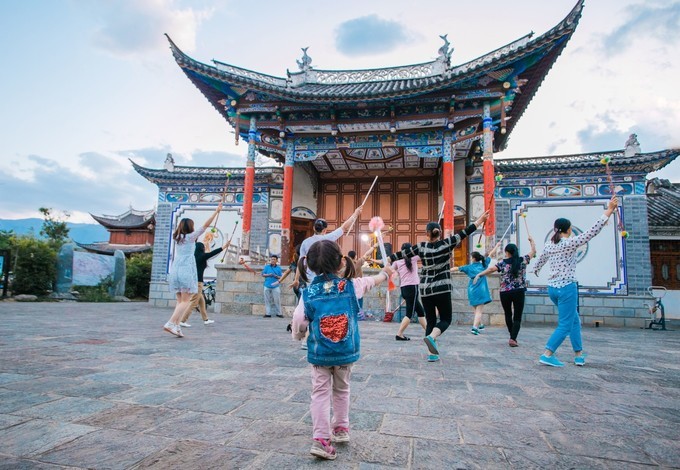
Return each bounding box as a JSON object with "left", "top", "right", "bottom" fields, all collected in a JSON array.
[{"left": 310, "top": 364, "right": 352, "bottom": 440}]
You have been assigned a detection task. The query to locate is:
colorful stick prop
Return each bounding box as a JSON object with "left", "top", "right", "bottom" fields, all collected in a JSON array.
[
  {"left": 498, "top": 220, "right": 514, "bottom": 244},
  {"left": 219, "top": 220, "right": 240, "bottom": 263},
  {"left": 521, "top": 211, "right": 531, "bottom": 238},
  {"left": 475, "top": 224, "right": 484, "bottom": 249},
  {"left": 600, "top": 156, "right": 628, "bottom": 238},
  {"left": 437, "top": 201, "right": 446, "bottom": 222},
  {"left": 212, "top": 171, "right": 232, "bottom": 232},
  {"left": 348, "top": 176, "right": 379, "bottom": 234},
  {"left": 238, "top": 257, "right": 256, "bottom": 274},
  {"left": 369, "top": 216, "right": 396, "bottom": 293}
]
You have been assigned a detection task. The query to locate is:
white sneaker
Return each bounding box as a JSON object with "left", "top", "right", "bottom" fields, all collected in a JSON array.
[
  {"left": 179, "top": 322, "right": 191, "bottom": 328},
  {"left": 204, "top": 319, "right": 215, "bottom": 325},
  {"left": 163, "top": 322, "right": 175, "bottom": 335},
  {"left": 176, "top": 326, "right": 184, "bottom": 338}
]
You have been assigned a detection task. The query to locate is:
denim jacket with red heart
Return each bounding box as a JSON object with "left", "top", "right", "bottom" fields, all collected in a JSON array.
[{"left": 303, "top": 274, "right": 360, "bottom": 366}]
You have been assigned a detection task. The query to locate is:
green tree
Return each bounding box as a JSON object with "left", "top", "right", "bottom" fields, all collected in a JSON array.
[
  {"left": 39, "top": 207, "right": 70, "bottom": 249},
  {"left": 125, "top": 251, "right": 153, "bottom": 299},
  {"left": 12, "top": 236, "right": 56, "bottom": 296}
]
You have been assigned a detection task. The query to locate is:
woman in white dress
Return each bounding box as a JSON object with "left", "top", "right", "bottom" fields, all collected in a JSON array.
[{"left": 164, "top": 203, "right": 222, "bottom": 337}]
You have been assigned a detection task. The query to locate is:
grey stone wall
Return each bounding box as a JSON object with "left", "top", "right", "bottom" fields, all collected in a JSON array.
[
  {"left": 151, "top": 203, "right": 173, "bottom": 283},
  {"left": 249, "top": 205, "right": 269, "bottom": 255},
  {"left": 147, "top": 265, "right": 652, "bottom": 328},
  {"left": 622, "top": 195, "right": 652, "bottom": 295}
]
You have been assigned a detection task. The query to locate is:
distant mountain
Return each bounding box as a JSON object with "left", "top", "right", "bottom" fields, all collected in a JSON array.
[{"left": 0, "top": 219, "right": 109, "bottom": 245}]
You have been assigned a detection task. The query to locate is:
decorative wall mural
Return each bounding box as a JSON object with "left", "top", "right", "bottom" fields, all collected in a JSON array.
[
  {"left": 168, "top": 206, "right": 243, "bottom": 279},
  {"left": 166, "top": 193, "right": 189, "bottom": 203},
  {"left": 513, "top": 200, "right": 625, "bottom": 294},
  {"left": 598, "top": 183, "right": 633, "bottom": 196},
  {"left": 500, "top": 187, "right": 531, "bottom": 198},
  {"left": 292, "top": 206, "right": 316, "bottom": 219},
  {"left": 547, "top": 185, "right": 581, "bottom": 197}
]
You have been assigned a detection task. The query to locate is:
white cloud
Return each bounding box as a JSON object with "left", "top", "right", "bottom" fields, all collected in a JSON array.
[{"left": 89, "top": 0, "right": 212, "bottom": 57}]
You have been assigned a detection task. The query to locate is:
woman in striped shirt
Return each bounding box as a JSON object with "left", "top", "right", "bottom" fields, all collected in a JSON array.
[
  {"left": 533, "top": 196, "right": 618, "bottom": 367},
  {"left": 390, "top": 211, "right": 489, "bottom": 362}
]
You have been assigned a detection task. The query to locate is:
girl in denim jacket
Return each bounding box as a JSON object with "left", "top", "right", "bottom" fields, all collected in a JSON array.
[{"left": 292, "top": 240, "right": 392, "bottom": 460}]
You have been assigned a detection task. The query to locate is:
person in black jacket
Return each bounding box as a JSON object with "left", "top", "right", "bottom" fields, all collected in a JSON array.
[{"left": 179, "top": 235, "right": 230, "bottom": 327}]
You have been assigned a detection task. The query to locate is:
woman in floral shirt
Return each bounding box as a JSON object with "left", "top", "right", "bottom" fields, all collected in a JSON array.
[{"left": 474, "top": 237, "right": 535, "bottom": 347}]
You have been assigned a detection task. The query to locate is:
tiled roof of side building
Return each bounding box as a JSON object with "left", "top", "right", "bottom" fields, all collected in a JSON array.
[
  {"left": 129, "top": 160, "right": 284, "bottom": 185},
  {"left": 647, "top": 179, "right": 680, "bottom": 229},
  {"left": 495, "top": 149, "right": 680, "bottom": 178},
  {"left": 90, "top": 209, "right": 155, "bottom": 229}
]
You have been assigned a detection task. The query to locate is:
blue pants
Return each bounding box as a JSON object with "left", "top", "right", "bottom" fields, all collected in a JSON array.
[{"left": 545, "top": 283, "right": 582, "bottom": 353}]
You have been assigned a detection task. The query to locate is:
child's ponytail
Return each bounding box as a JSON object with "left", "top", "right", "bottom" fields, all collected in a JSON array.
[
  {"left": 341, "top": 255, "right": 356, "bottom": 279},
  {"left": 297, "top": 256, "right": 309, "bottom": 284}
]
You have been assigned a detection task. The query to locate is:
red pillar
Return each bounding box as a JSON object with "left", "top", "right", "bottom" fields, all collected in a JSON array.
[
  {"left": 241, "top": 116, "right": 257, "bottom": 257},
  {"left": 442, "top": 160, "right": 455, "bottom": 237},
  {"left": 482, "top": 103, "right": 496, "bottom": 239},
  {"left": 280, "top": 161, "right": 294, "bottom": 264}
]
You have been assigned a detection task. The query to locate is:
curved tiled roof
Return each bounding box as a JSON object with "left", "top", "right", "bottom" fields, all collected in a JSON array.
[
  {"left": 647, "top": 179, "right": 680, "bottom": 230},
  {"left": 90, "top": 208, "right": 155, "bottom": 229},
  {"left": 495, "top": 149, "right": 680, "bottom": 177},
  {"left": 168, "top": 1, "right": 582, "bottom": 102},
  {"left": 130, "top": 159, "right": 283, "bottom": 185},
  {"left": 166, "top": 1, "right": 584, "bottom": 153}
]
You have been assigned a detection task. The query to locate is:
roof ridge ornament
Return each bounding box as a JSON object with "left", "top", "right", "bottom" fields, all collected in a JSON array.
[
  {"left": 296, "top": 47, "right": 313, "bottom": 72},
  {"left": 624, "top": 133, "right": 641, "bottom": 157},
  {"left": 438, "top": 34, "right": 453, "bottom": 65}
]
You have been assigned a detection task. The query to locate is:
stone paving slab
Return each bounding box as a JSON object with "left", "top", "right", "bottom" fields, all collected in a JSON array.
[{"left": 0, "top": 301, "right": 679, "bottom": 468}]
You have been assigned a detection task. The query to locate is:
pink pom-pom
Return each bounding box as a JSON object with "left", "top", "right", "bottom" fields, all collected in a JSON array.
[{"left": 368, "top": 216, "right": 385, "bottom": 232}]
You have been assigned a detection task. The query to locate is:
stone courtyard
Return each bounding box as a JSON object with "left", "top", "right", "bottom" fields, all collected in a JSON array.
[{"left": 0, "top": 301, "right": 678, "bottom": 469}]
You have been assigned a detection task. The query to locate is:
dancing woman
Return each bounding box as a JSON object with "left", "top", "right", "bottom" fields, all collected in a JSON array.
[
  {"left": 533, "top": 196, "right": 618, "bottom": 367},
  {"left": 392, "top": 243, "right": 426, "bottom": 340},
  {"left": 389, "top": 211, "right": 489, "bottom": 362},
  {"left": 164, "top": 203, "right": 222, "bottom": 337},
  {"left": 473, "top": 238, "right": 536, "bottom": 346},
  {"left": 451, "top": 241, "right": 500, "bottom": 335}
]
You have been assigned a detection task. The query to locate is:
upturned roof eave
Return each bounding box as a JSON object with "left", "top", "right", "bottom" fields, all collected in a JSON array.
[
  {"left": 165, "top": 1, "right": 584, "bottom": 104},
  {"left": 494, "top": 148, "right": 680, "bottom": 176}
]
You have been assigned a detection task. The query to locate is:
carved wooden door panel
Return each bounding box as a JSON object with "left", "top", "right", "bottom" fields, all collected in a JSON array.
[{"left": 319, "top": 177, "right": 437, "bottom": 257}]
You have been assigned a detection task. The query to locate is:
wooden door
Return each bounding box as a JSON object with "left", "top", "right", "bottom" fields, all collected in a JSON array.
[
  {"left": 291, "top": 217, "right": 314, "bottom": 259},
  {"left": 318, "top": 177, "right": 437, "bottom": 257}
]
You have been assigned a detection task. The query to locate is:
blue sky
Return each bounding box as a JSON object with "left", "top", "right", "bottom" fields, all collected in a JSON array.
[{"left": 1, "top": 0, "right": 678, "bottom": 223}]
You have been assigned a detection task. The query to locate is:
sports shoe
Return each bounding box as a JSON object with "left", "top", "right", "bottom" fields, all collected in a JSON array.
[
  {"left": 204, "top": 319, "right": 215, "bottom": 325},
  {"left": 310, "top": 438, "right": 336, "bottom": 460},
  {"left": 179, "top": 322, "right": 191, "bottom": 328},
  {"left": 574, "top": 355, "right": 586, "bottom": 366},
  {"left": 470, "top": 327, "right": 480, "bottom": 335},
  {"left": 427, "top": 354, "right": 440, "bottom": 362},
  {"left": 276, "top": 314, "right": 284, "bottom": 318},
  {"left": 263, "top": 315, "right": 272, "bottom": 318},
  {"left": 424, "top": 335, "right": 439, "bottom": 355},
  {"left": 478, "top": 324, "right": 485, "bottom": 330},
  {"left": 301, "top": 343, "right": 308, "bottom": 350},
  {"left": 539, "top": 354, "right": 564, "bottom": 367},
  {"left": 509, "top": 339, "right": 519, "bottom": 347},
  {"left": 175, "top": 326, "right": 184, "bottom": 338},
  {"left": 163, "top": 322, "right": 176, "bottom": 336},
  {"left": 331, "top": 426, "right": 350, "bottom": 443}
]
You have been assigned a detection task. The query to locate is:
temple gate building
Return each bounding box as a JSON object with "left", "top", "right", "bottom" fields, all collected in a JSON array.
[
  {"left": 77, "top": 207, "right": 155, "bottom": 256},
  {"left": 136, "top": 0, "right": 680, "bottom": 325}
]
